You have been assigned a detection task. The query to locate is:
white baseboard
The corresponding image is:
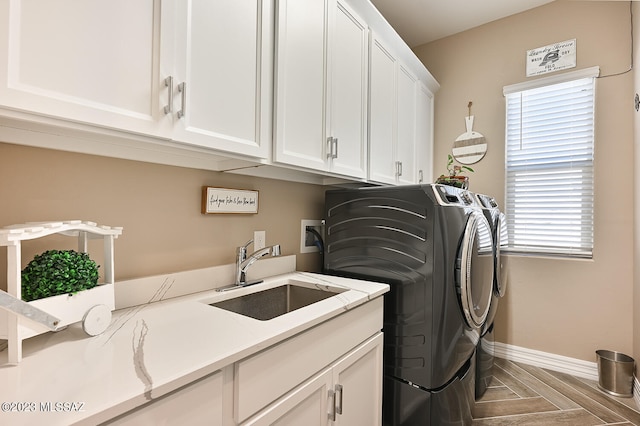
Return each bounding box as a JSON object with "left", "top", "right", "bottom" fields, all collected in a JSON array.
[
  {"left": 495, "top": 342, "right": 640, "bottom": 410},
  {"left": 494, "top": 342, "right": 597, "bottom": 381}
]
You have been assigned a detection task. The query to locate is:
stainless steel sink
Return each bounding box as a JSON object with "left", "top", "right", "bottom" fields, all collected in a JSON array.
[{"left": 210, "top": 283, "right": 344, "bottom": 321}]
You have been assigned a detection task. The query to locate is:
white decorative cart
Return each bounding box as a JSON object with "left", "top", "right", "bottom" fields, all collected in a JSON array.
[{"left": 0, "top": 220, "right": 123, "bottom": 364}]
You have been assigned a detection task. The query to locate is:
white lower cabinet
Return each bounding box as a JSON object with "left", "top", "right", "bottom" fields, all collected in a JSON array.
[
  {"left": 237, "top": 297, "right": 384, "bottom": 425},
  {"left": 105, "top": 370, "right": 224, "bottom": 425},
  {"left": 243, "top": 333, "right": 383, "bottom": 426},
  {"left": 244, "top": 368, "right": 333, "bottom": 426},
  {"left": 331, "top": 333, "right": 383, "bottom": 426}
]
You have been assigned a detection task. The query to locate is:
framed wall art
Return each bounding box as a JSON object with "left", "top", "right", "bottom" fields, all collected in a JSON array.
[{"left": 201, "top": 187, "right": 259, "bottom": 214}]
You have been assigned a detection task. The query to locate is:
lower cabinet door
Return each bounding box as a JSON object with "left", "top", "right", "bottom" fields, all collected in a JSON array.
[
  {"left": 242, "top": 332, "right": 383, "bottom": 426},
  {"left": 242, "top": 369, "right": 332, "bottom": 426},
  {"left": 332, "top": 333, "right": 383, "bottom": 426}
]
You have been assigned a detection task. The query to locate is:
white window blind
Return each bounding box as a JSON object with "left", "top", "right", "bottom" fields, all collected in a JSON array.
[{"left": 503, "top": 68, "right": 597, "bottom": 258}]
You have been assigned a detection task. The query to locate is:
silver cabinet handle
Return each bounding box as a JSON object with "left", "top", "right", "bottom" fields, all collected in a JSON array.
[
  {"left": 395, "top": 161, "right": 403, "bottom": 177},
  {"left": 327, "top": 137, "right": 339, "bottom": 159},
  {"left": 418, "top": 169, "right": 424, "bottom": 183},
  {"left": 335, "top": 384, "right": 343, "bottom": 415},
  {"left": 164, "top": 76, "right": 173, "bottom": 114},
  {"left": 177, "top": 82, "right": 186, "bottom": 119},
  {"left": 328, "top": 388, "right": 336, "bottom": 421}
]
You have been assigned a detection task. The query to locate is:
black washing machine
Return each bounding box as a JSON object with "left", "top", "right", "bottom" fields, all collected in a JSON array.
[
  {"left": 473, "top": 193, "right": 508, "bottom": 399},
  {"left": 324, "top": 184, "right": 494, "bottom": 425}
]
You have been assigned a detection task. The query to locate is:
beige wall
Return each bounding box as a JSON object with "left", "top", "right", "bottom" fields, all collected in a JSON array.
[
  {"left": 415, "top": 1, "right": 635, "bottom": 362},
  {"left": 0, "top": 143, "right": 326, "bottom": 289}
]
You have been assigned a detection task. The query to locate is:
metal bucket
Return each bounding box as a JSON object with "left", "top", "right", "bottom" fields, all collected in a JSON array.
[{"left": 596, "top": 350, "right": 634, "bottom": 397}]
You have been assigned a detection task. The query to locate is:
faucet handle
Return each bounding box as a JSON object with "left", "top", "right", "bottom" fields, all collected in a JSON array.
[
  {"left": 271, "top": 244, "right": 281, "bottom": 257},
  {"left": 237, "top": 239, "right": 254, "bottom": 263}
]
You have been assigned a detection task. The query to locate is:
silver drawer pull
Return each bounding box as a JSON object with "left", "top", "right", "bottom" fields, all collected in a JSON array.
[
  {"left": 335, "top": 384, "right": 343, "bottom": 415},
  {"left": 177, "top": 82, "right": 186, "bottom": 119},
  {"left": 328, "top": 389, "right": 336, "bottom": 421},
  {"left": 163, "top": 76, "right": 173, "bottom": 114}
]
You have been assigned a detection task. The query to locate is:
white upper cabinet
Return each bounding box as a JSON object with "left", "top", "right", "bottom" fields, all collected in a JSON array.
[
  {"left": 327, "top": 1, "right": 369, "bottom": 178},
  {"left": 0, "top": 0, "right": 167, "bottom": 137},
  {"left": 273, "top": 0, "right": 325, "bottom": 171},
  {"left": 0, "top": 0, "right": 436, "bottom": 184},
  {"left": 368, "top": 28, "right": 436, "bottom": 186},
  {"left": 368, "top": 38, "right": 397, "bottom": 185},
  {"left": 369, "top": 34, "right": 419, "bottom": 186},
  {"left": 166, "top": 0, "right": 272, "bottom": 159},
  {"left": 395, "top": 64, "right": 418, "bottom": 185},
  {"left": 416, "top": 82, "right": 435, "bottom": 184},
  {"left": 274, "top": 0, "right": 368, "bottom": 179},
  {"left": 0, "top": 0, "right": 272, "bottom": 160}
]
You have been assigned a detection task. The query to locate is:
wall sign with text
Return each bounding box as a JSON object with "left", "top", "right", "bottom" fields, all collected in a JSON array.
[
  {"left": 201, "top": 187, "right": 259, "bottom": 214},
  {"left": 526, "top": 39, "right": 576, "bottom": 77}
]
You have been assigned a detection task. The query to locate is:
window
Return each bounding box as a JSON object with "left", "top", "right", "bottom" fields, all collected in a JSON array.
[{"left": 503, "top": 67, "right": 598, "bottom": 258}]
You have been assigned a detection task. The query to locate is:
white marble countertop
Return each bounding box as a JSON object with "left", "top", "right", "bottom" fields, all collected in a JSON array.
[{"left": 0, "top": 270, "right": 388, "bottom": 425}]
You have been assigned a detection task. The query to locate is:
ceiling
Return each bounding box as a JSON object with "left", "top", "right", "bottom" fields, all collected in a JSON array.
[{"left": 369, "top": 0, "right": 556, "bottom": 47}]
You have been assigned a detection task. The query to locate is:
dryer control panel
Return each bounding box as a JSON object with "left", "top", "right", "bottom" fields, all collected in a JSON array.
[{"left": 432, "top": 184, "right": 474, "bottom": 206}]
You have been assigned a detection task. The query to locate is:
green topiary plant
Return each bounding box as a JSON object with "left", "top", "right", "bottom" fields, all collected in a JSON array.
[{"left": 21, "top": 250, "right": 100, "bottom": 302}]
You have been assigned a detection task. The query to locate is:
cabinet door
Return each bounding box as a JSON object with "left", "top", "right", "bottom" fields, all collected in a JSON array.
[
  {"left": 170, "top": 0, "right": 272, "bottom": 159},
  {"left": 368, "top": 36, "right": 397, "bottom": 185},
  {"left": 106, "top": 370, "right": 224, "bottom": 425},
  {"left": 273, "top": 0, "right": 327, "bottom": 171},
  {"left": 395, "top": 64, "right": 417, "bottom": 185},
  {"left": 332, "top": 333, "right": 383, "bottom": 426},
  {"left": 416, "top": 83, "right": 434, "bottom": 184},
  {"left": 242, "top": 369, "right": 332, "bottom": 426},
  {"left": 326, "top": 0, "right": 368, "bottom": 178},
  {"left": 0, "top": 0, "right": 166, "bottom": 137}
]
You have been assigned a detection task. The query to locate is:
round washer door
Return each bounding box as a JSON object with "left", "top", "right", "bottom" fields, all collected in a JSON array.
[
  {"left": 494, "top": 212, "right": 508, "bottom": 297},
  {"left": 459, "top": 210, "right": 494, "bottom": 329}
]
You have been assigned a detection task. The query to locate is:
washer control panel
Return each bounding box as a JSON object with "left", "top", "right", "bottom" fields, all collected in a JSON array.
[{"left": 433, "top": 184, "right": 474, "bottom": 206}]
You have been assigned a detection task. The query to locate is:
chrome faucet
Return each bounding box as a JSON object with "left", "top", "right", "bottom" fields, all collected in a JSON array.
[{"left": 235, "top": 239, "right": 281, "bottom": 286}]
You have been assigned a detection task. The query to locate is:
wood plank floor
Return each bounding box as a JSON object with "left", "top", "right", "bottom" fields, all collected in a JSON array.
[{"left": 473, "top": 358, "right": 640, "bottom": 425}]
